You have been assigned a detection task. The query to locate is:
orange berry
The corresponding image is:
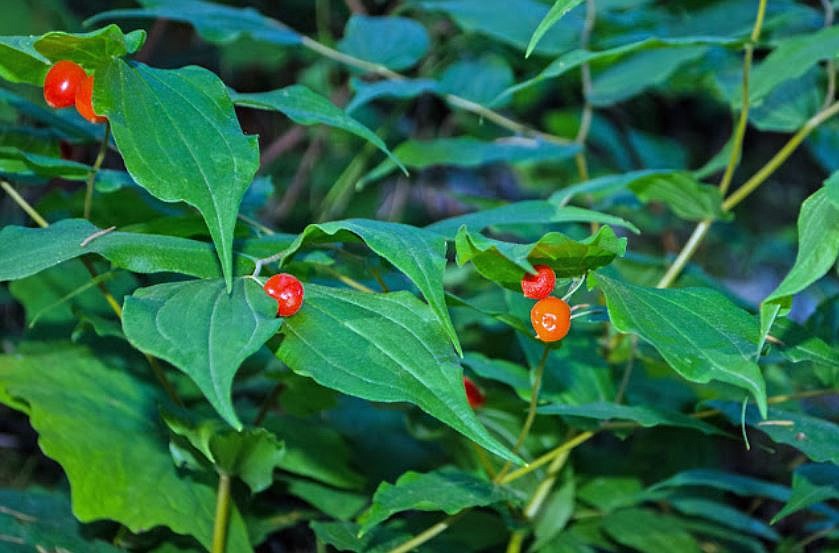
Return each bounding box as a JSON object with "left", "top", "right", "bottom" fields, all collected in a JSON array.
[
  {"left": 530, "top": 296, "right": 571, "bottom": 342},
  {"left": 75, "top": 75, "right": 107, "bottom": 124}
]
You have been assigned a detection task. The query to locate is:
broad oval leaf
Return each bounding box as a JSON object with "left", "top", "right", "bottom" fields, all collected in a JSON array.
[
  {"left": 122, "top": 278, "right": 282, "bottom": 429},
  {"left": 592, "top": 273, "right": 768, "bottom": 417},
  {"left": 537, "top": 402, "right": 724, "bottom": 436},
  {"left": 626, "top": 171, "right": 727, "bottom": 221},
  {"left": 0, "top": 348, "right": 252, "bottom": 551},
  {"left": 358, "top": 468, "right": 518, "bottom": 535},
  {"left": 274, "top": 218, "right": 460, "bottom": 355},
  {"left": 455, "top": 224, "right": 627, "bottom": 286},
  {"left": 602, "top": 508, "right": 701, "bottom": 553},
  {"left": 95, "top": 59, "right": 260, "bottom": 290},
  {"left": 276, "top": 284, "right": 520, "bottom": 464},
  {"left": 338, "top": 15, "right": 429, "bottom": 70},
  {"left": 438, "top": 56, "right": 513, "bottom": 106},
  {"left": 231, "top": 85, "right": 403, "bottom": 172}
]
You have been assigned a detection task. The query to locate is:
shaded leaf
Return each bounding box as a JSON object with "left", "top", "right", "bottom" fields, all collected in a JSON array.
[
  {"left": 538, "top": 401, "right": 724, "bottom": 435},
  {"left": 602, "top": 508, "right": 701, "bottom": 553},
  {"left": 122, "top": 278, "right": 282, "bottom": 429},
  {"left": 438, "top": 56, "right": 513, "bottom": 106},
  {"left": 527, "top": 0, "right": 585, "bottom": 58},
  {"left": 627, "top": 171, "right": 727, "bottom": 221},
  {"left": 772, "top": 463, "right": 839, "bottom": 523},
  {"left": 347, "top": 77, "right": 439, "bottom": 113},
  {"left": 338, "top": 15, "right": 429, "bottom": 70},
  {"left": 311, "top": 521, "right": 411, "bottom": 553},
  {"left": 669, "top": 498, "right": 778, "bottom": 541},
  {"left": 592, "top": 273, "right": 768, "bottom": 416},
  {"left": 282, "top": 477, "right": 367, "bottom": 520},
  {"left": 276, "top": 284, "right": 520, "bottom": 464}
]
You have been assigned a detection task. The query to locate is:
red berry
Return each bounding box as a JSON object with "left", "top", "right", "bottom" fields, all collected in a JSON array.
[
  {"left": 463, "top": 376, "right": 485, "bottom": 409},
  {"left": 263, "top": 274, "right": 304, "bottom": 317},
  {"left": 521, "top": 264, "right": 556, "bottom": 299},
  {"left": 530, "top": 296, "right": 571, "bottom": 343},
  {"left": 43, "top": 60, "right": 87, "bottom": 109},
  {"left": 75, "top": 75, "right": 107, "bottom": 124}
]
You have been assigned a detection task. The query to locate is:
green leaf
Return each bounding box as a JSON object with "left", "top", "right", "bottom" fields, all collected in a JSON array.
[
  {"left": 232, "top": 85, "right": 403, "bottom": 173},
  {"left": 0, "top": 489, "right": 122, "bottom": 552},
  {"left": 426, "top": 200, "right": 639, "bottom": 238},
  {"left": 602, "top": 508, "right": 701, "bottom": 553},
  {"left": 668, "top": 498, "right": 778, "bottom": 541},
  {"left": 338, "top": 15, "right": 429, "bottom": 70},
  {"left": 276, "top": 284, "right": 520, "bottom": 464},
  {"left": 0, "top": 219, "right": 227, "bottom": 281},
  {"left": 86, "top": 0, "right": 300, "bottom": 47},
  {"left": 648, "top": 469, "right": 789, "bottom": 502},
  {"left": 437, "top": 55, "right": 513, "bottom": 106},
  {"left": 627, "top": 171, "right": 727, "bottom": 221},
  {"left": 347, "top": 78, "right": 439, "bottom": 113},
  {"left": 749, "top": 26, "right": 839, "bottom": 105},
  {"left": 311, "top": 521, "right": 411, "bottom": 553},
  {"left": 537, "top": 401, "right": 724, "bottom": 435},
  {"left": 0, "top": 36, "right": 49, "bottom": 84},
  {"left": 532, "top": 476, "right": 575, "bottom": 549},
  {"left": 526, "top": 0, "right": 585, "bottom": 58},
  {"left": 162, "top": 409, "right": 285, "bottom": 493},
  {"left": 772, "top": 464, "right": 839, "bottom": 523},
  {"left": 592, "top": 273, "right": 768, "bottom": 417},
  {"left": 713, "top": 402, "right": 839, "bottom": 464},
  {"left": 357, "top": 467, "right": 517, "bottom": 534},
  {"left": 359, "top": 137, "right": 579, "bottom": 187},
  {"left": 0, "top": 146, "right": 90, "bottom": 179},
  {"left": 96, "top": 59, "right": 260, "bottom": 290},
  {"left": 264, "top": 415, "right": 365, "bottom": 490},
  {"left": 749, "top": 68, "right": 821, "bottom": 132},
  {"left": 760, "top": 183, "right": 839, "bottom": 351},
  {"left": 455, "top": 224, "right": 626, "bottom": 287},
  {"left": 772, "top": 318, "right": 839, "bottom": 371},
  {"left": 34, "top": 24, "right": 146, "bottom": 71},
  {"left": 282, "top": 477, "right": 367, "bottom": 520},
  {"left": 412, "top": 0, "right": 581, "bottom": 56},
  {"left": 274, "top": 218, "right": 460, "bottom": 355},
  {"left": 0, "top": 348, "right": 252, "bottom": 551},
  {"left": 122, "top": 278, "right": 282, "bottom": 429}
]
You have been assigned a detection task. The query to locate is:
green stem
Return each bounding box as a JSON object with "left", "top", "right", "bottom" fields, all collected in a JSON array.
[
  {"left": 505, "top": 529, "right": 527, "bottom": 553},
  {"left": 1, "top": 180, "right": 48, "bottom": 228},
  {"left": 655, "top": 220, "right": 710, "bottom": 289},
  {"left": 573, "top": 0, "right": 597, "bottom": 181},
  {"left": 211, "top": 473, "right": 232, "bottom": 553},
  {"left": 384, "top": 513, "right": 465, "bottom": 553},
  {"left": 83, "top": 122, "right": 110, "bottom": 220},
  {"left": 498, "top": 431, "right": 596, "bottom": 485}
]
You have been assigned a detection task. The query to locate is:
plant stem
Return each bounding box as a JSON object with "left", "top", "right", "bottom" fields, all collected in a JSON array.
[
  {"left": 497, "top": 431, "right": 595, "bottom": 485},
  {"left": 494, "top": 345, "right": 551, "bottom": 482},
  {"left": 524, "top": 447, "right": 571, "bottom": 520},
  {"left": 1, "top": 181, "right": 49, "bottom": 228},
  {"left": 505, "top": 529, "right": 527, "bottom": 553},
  {"left": 384, "top": 513, "right": 465, "bottom": 553},
  {"left": 83, "top": 122, "right": 110, "bottom": 220},
  {"left": 820, "top": 0, "right": 836, "bottom": 109},
  {"left": 211, "top": 473, "right": 232, "bottom": 553},
  {"left": 574, "top": 0, "right": 597, "bottom": 181},
  {"left": 299, "top": 36, "right": 571, "bottom": 145},
  {"left": 655, "top": 220, "right": 710, "bottom": 289}
]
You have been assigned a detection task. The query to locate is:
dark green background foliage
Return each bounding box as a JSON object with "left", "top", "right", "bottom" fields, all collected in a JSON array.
[{"left": 0, "top": 0, "right": 837, "bottom": 552}]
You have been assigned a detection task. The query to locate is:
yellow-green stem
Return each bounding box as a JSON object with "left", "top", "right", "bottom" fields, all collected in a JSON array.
[
  {"left": 498, "top": 431, "right": 596, "bottom": 485},
  {"left": 1, "top": 181, "right": 48, "bottom": 228},
  {"left": 384, "top": 513, "right": 464, "bottom": 553},
  {"left": 83, "top": 122, "right": 110, "bottom": 220},
  {"left": 505, "top": 529, "right": 527, "bottom": 553},
  {"left": 211, "top": 473, "right": 232, "bottom": 553}
]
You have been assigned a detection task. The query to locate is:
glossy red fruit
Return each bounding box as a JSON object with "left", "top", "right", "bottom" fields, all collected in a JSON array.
[
  {"left": 75, "top": 75, "right": 107, "bottom": 124},
  {"left": 263, "top": 273, "right": 304, "bottom": 317},
  {"left": 530, "top": 296, "right": 571, "bottom": 343},
  {"left": 463, "top": 376, "right": 485, "bottom": 409},
  {"left": 521, "top": 264, "right": 556, "bottom": 299},
  {"left": 43, "top": 60, "right": 87, "bottom": 109}
]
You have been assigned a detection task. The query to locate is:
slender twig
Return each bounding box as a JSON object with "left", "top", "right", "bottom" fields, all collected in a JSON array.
[
  {"left": 574, "top": 0, "right": 597, "bottom": 181},
  {"left": 820, "top": 0, "right": 836, "bottom": 110},
  {"left": 656, "top": 220, "right": 710, "bottom": 289},
  {"left": 523, "top": 445, "right": 571, "bottom": 520},
  {"left": 495, "top": 346, "right": 551, "bottom": 482},
  {"left": 273, "top": 136, "right": 323, "bottom": 219},
  {"left": 498, "top": 431, "right": 596, "bottom": 485},
  {"left": 211, "top": 473, "right": 232, "bottom": 553},
  {"left": 83, "top": 122, "right": 110, "bottom": 220},
  {"left": 613, "top": 336, "right": 637, "bottom": 404},
  {"left": 505, "top": 529, "right": 527, "bottom": 553},
  {"left": 259, "top": 126, "right": 306, "bottom": 171},
  {"left": 1, "top": 181, "right": 48, "bottom": 228},
  {"left": 253, "top": 381, "right": 284, "bottom": 426},
  {"left": 384, "top": 513, "right": 466, "bottom": 553}
]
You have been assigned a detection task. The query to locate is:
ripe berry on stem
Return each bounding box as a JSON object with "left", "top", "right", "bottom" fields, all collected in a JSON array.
[
  {"left": 263, "top": 273, "right": 304, "bottom": 317},
  {"left": 75, "top": 75, "right": 107, "bottom": 124},
  {"left": 43, "top": 60, "right": 87, "bottom": 109},
  {"left": 463, "top": 377, "right": 485, "bottom": 409},
  {"left": 530, "top": 296, "right": 571, "bottom": 343},
  {"left": 521, "top": 264, "right": 556, "bottom": 300}
]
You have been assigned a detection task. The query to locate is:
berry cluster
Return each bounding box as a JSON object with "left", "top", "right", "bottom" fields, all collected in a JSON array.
[
  {"left": 262, "top": 273, "right": 304, "bottom": 317},
  {"left": 521, "top": 265, "right": 571, "bottom": 343},
  {"left": 43, "top": 60, "right": 106, "bottom": 124}
]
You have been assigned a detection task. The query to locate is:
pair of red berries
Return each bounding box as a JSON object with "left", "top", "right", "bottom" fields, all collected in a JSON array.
[
  {"left": 521, "top": 265, "right": 571, "bottom": 343},
  {"left": 43, "top": 60, "right": 106, "bottom": 124},
  {"left": 263, "top": 273, "right": 305, "bottom": 317}
]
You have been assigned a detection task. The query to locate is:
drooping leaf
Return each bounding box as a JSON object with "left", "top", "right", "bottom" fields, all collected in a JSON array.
[
  {"left": 122, "top": 278, "right": 282, "bottom": 429},
  {"left": 437, "top": 55, "right": 513, "bottom": 106},
  {"left": 0, "top": 489, "right": 122, "bottom": 553},
  {"left": 712, "top": 402, "right": 839, "bottom": 464},
  {"left": 626, "top": 171, "right": 727, "bottom": 221},
  {"left": 668, "top": 498, "right": 778, "bottom": 541},
  {"left": 282, "top": 477, "right": 367, "bottom": 520},
  {"left": 231, "top": 85, "right": 403, "bottom": 171},
  {"left": 592, "top": 273, "right": 768, "bottom": 417},
  {"left": 760, "top": 182, "right": 839, "bottom": 350},
  {"left": 0, "top": 36, "right": 50, "bottom": 85},
  {"left": 337, "top": 15, "right": 429, "bottom": 70},
  {"left": 0, "top": 146, "right": 90, "bottom": 179},
  {"left": 163, "top": 409, "right": 285, "bottom": 493},
  {"left": 771, "top": 318, "right": 839, "bottom": 372},
  {"left": 455, "top": 224, "right": 626, "bottom": 287},
  {"left": 276, "top": 284, "right": 520, "bottom": 464},
  {"left": 532, "top": 476, "right": 576, "bottom": 549},
  {"left": 0, "top": 348, "right": 252, "bottom": 551},
  {"left": 772, "top": 463, "right": 839, "bottom": 523},
  {"left": 526, "top": 0, "right": 585, "bottom": 58},
  {"left": 346, "top": 78, "right": 439, "bottom": 113},
  {"left": 359, "top": 136, "right": 580, "bottom": 187},
  {"left": 648, "top": 469, "right": 789, "bottom": 502},
  {"left": 749, "top": 25, "right": 839, "bottom": 105},
  {"left": 272, "top": 218, "right": 460, "bottom": 355},
  {"left": 0, "top": 219, "right": 227, "bottom": 281},
  {"left": 86, "top": 0, "right": 300, "bottom": 47},
  {"left": 311, "top": 521, "right": 412, "bottom": 553},
  {"left": 95, "top": 58, "right": 260, "bottom": 290},
  {"left": 426, "top": 200, "right": 639, "bottom": 238},
  {"left": 537, "top": 401, "right": 724, "bottom": 436},
  {"left": 357, "top": 467, "right": 518, "bottom": 534},
  {"left": 602, "top": 508, "right": 701, "bottom": 553}
]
